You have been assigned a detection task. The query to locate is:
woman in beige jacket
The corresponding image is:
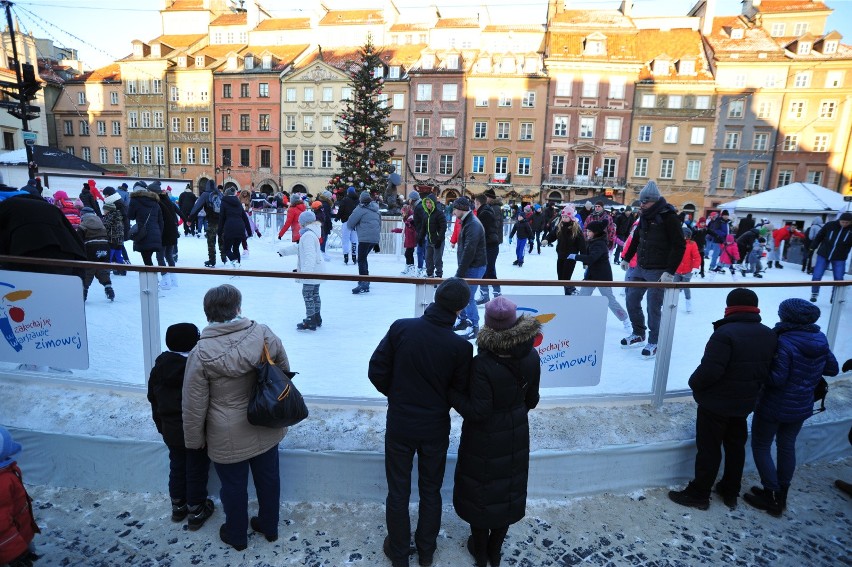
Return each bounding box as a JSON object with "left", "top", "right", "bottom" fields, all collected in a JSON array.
[{"left": 183, "top": 284, "right": 289, "bottom": 551}]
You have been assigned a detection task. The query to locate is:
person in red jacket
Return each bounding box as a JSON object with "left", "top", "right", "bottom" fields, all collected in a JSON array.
[
  {"left": 0, "top": 427, "right": 40, "bottom": 567},
  {"left": 770, "top": 223, "right": 805, "bottom": 269},
  {"left": 277, "top": 195, "right": 306, "bottom": 242},
  {"left": 674, "top": 227, "right": 702, "bottom": 313}
]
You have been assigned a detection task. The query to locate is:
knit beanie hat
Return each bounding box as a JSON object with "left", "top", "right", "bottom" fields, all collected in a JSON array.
[
  {"left": 311, "top": 200, "right": 322, "bottom": 210},
  {"left": 408, "top": 190, "right": 420, "bottom": 201},
  {"left": 103, "top": 186, "right": 116, "bottom": 196},
  {"left": 639, "top": 180, "right": 661, "bottom": 203},
  {"left": 726, "top": 288, "right": 758, "bottom": 307},
  {"left": 484, "top": 295, "right": 519, "bottom": 330},
  {"left": 584, "top": 201, "right": 593, "bottom": 210},
  {"left": 454, "top": 196, "right": 472, "bottom": 211},
  {"left": 434, "top": 277, "right": 470, "bottom": 312},
  {"left": 165, "top": 323, "right": 200, "bottom": 353},
  {"left": 359, "top": 191, "right": 372, "bottom": 204},
  {"left": 840, "top": 212, "right": 852, "bottom": 222},
  {"left": 299, "top": 210, "right": 316, "bottom": 226},
  {"left": 778, "top": 298, "right": 820, "bottom": 325},
  {"left": 321, "top": 190, "right": 333, "bottom": 200},
  {"left": 682, "top": 226, "right": 693, "bottom": 239},
  {"left": 80, "top": 207, "right": 95, "bottom": 215},
  {"left": 0, "top": 426, "right": 22, "bottom": 468},
  {"left": 132, "top": 180, "right": 148, "bottom": 192},
  {"left": 347, "top": 186, "right": 356, "bottom": 196},
  {"left": 561, "top": 206, "right": 575, "bottom": 219},
  {"left": 585, "top": 221, "right": 605, "bottom": 237}
]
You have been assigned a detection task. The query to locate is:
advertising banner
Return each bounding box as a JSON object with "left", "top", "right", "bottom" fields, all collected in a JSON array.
[{"left": 0, "top": 271, "right": 89, "bottom": 369}]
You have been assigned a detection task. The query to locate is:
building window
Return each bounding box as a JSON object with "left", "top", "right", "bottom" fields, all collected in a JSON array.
[
  {"left": 813, "top": 134, "right": 830, "bottom": 152},
  {"left": 415, "top": 118, "right": 430, "bottom": 137},
  {"left": 112, "top": 121, "right": 121, "bottom": 135},
  {"left": 240, "top": 114, "right": 251, "bottom": 131},
  {"left": 185, "top": 117, "right": 194, "bottom": 132},
  {"left": 550, "top": 155, "right": 565, "bottom": 175},
  {"left": 172, "top": 147, "right": 181, "bottom": 164},
  {"left": 63, "top": 120, "right": 73, "bottom": 135},
  {"left": 579, "top": 117, "right": 595, "bottom": 139},
  {"left": 609, "top": 77, "right": 625, "bottom": 100},
  {"left": 690, "top": 127, "right": 705, "bottom": 145},
  {"left": 389, "top": 66, "right": 400, "bottom": 79},
  {"left": 521, "top": 91, "right": 535, "bottom": 108},
  {"left": 321, "top": 149, "right": 332, "bottom": 169},
  {"left": 728, "top": 99, "right": 744, "bottom": 118},
  {"left": 757, "top": 101, "right": 773, "bottom": 119},
  {"left": 258, "top": 114, "right": 270, "bottom": 131},
  {"left": 79, "top": 121, "right": 90, "bottom": 135},
  {"left": 259, "top": 83, "right": 269, "bottom": 98},
  {"left": 659, "top": 159, "right": 674, "bottom": 179},
  {"left": 806, "top": 170, "right": 823, "bottom": 185},
  {"left": 553, "top": 116, "right": 568, "bottom": 137},
  {"left": 414, "top": 153, "right": 428, "bottom": 174},
  {"left": 152, "top": 80, "right": 162, "bottom": 94},
  {"left": 96, "top": 121, "right": 106, "bottom": 135},
  {"left": 519, "top": 122, "right": 534, "bottom": 141},
  {"left": 498, "top": 92, "right": 512, "bottom": 107},
  {"left": 668, "top": 95, "right": 682, "bottom": 109},
  {"left": 200, "top": 117, "right": 209, "bottom": 132},
  {"left": 221, "top": 114, "right": 231, "bottom": 131},
  {"left": 576, "top": 156, "right": 590, "bottom": 177},
  {"left": 734, "top": 73, "right": 747, "bottom": 88},
  {"left": 788, "top": 101, "right": 806, "bottom": 120},
  {"left": 472, "top": 155, "right": 485, "bottom": 174},
  {"left": 473, "top": 121, "right": 487, "bottom": 139},
  {"left": 582, "top": 76, "right": 599, "bottom": 98},
  {"left": 240, "top": 148, "right": 249, "bottom": 167},
  {"left": 439, "top": 118, "right": 455, "bottom": 137},
  {"left": 793, "top": 22, "right": 809, "bottom": 35},
  {"left": 393, "top": 93, "right": 404, "bottom": 109},
  {"left": 284, "top": 149, "right": 295, "bottom": 168},
  {"left": 634, "top": 158, "right": 648, "bottom": 177},
  {"left": 442, "top": 84, "right": 458, "bottom": 101},
  {"left": 783, "top": 135, "right": 798, "bottom": 151},
  {"left": 285, "top": 87, "right": 296, "bottom": 102},
  {"left": 794, "top": 71, "right": 811, "bottom": 88},
  {"left": 99, "top": 147, "right": 108, "bottom": 163},
  {"left": 797, "top": 42, "right": 811, "bottom": 55},
  {"left": 416, "top": 84, "right": 432, "bottom": 101},
  {"left": 638, "top": 125, "right": 651, "bottom": 143},
  {"left": 724, "top": 131, "right": 740, "bottom": 149},
  {"left": 303, "top": 87, "right": 314, "bottom": 102},
  {"left": 748, "top": 168, "right": 763, "bottom": 191},
  {"left": 825, "top": 71, "right": 843, "bottom": 88},
  {"left": 819, "top": 101, "right": 836, "bottom": 119},
  {"left": 664, "top": 126, "right": 678, "bottom": 144},
  {"left": 602, "top": 157, "right": 616, "bottom": 178},
  {"left": 604, "top": 118, "right": 620, "bottom": 140},
  {"left": 556, "top": 78, "right": 572, "bottom": 97},
  {"left": 128, "top": 112, "right": 138, "bottom": 129},
  {"left": 719, "top": 168, "right": 735, "bottom": 188},
  {"left": 439, "top": 154, "right": 454, "bottom": 175},
  {"left": 823, "top": 41, "right": 838, "bottom": 54},
  {"left": 496, "top": 121, "right": 510, "bottom": 140},
  {"left": 110, "top": 91, "right": 119, "bottom": 105},
  {"left": 77, "top": 92, "right": 86, "bottom": 105},
  {"left": 129, "top": 146, "right": 138, "bottom": 164},
  {"left": 284, "top": 115, "right": 296, "bottom": 132},
  {"left": 171, "top": 117, "right": 180, "bottom": 132},
  {"left": 126, "top": 81, "right": 137, "bottom": 94},
  {"left": 170, "top": 86, "right": 179, "bottom": 102},
  {"left": 517, "top": 157, "right": 531, "bottom": 176},
  {"left": 260, "top": 149, "right": 272, "bottom": 169},
  {"left": 640, "top": 94, "right": 656, "bottom": 108},
  {"left": 695, "top": 95, "right": 711, "bottom": 110},
  {"left": 322, "top": 115, "right": 334, "bottom": 132},
  {"left": 475, "top": 91, "right": 489, "bottom": 106},
  {"left": 141, "top": 112, "right": 151, "bottom": 128},
  {"left": 240, "top": 83, "right": 250, "bottom": 98},
  {"left": 186, "top": 147, "right": 196, "bottom": 164},
  {"left": 778, "top": 170, "right": 793, "bottom": 186},
  {"left": 753, "top": 133, "right": 769, "bottom": 151},
  {"left": 155, "top": 146, "right": 164, "bottom": 165},
  {"left": 200, "top": 147, "right": 210, "bottom": 164},
  {"left": 764, "top": 74, "right": 779, "bottom": 88},
  {"left": 495, "top": 156, "right": 508, "bottom": 174},
  {"left": 113, "top": 148, "right": 122, "bottom": 164},
  {"left": 303, "top": 116, "right": 314, "bottom": 131},
  {"left": 771, "top": 23, "right": 786, "bottom": 37},
  {"left": 341, "top": 87, "right": 352, "bottom": 100},
  {"left": 686, "top": 160, "right": 701, "bottom": 180},
  {"left": 378, "top": 94, "right": 389, "bottom": 108}
]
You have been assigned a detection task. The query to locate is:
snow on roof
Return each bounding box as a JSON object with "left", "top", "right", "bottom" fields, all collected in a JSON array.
[
  {"left": 721, "top": 183, "right": 848, "bottom": 214},
  {"left": 0, "top": 146, "right": 107, "bottom": 173}
]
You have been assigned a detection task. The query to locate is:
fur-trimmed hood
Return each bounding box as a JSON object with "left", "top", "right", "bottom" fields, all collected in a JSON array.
[
  {"left": 129, "top": 190, "right": 160, "bottom": 202},
  {"left": 477, "top": 315, "right": 542, "bottom": 355}
]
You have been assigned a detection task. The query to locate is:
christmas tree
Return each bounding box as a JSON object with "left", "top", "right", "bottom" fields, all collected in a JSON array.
[{"left": 330, "top": 34, "right": 395, "bottom": 203}]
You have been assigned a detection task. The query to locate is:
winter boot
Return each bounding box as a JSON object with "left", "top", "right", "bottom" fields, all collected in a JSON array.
[
  {"left": 169, "top": 273, "right": 179, "bottom": 288},
  {"left": 171, "top": 498, "right": 187, "bottom": 522},
  {"left": 313, "top": 313, "right": 322, "bottom": 328},
  {"left": 810, "top": 293, "right": 818, "bottom": 303},
  {"left": 774, "top": 261, "right": 784, "bottom": 269},
  {"left": 344, "top": 254, "right": 349, "bottom": 265},
  {"left": 668, "top": 487, "right": 710, "bottom": 510},
  {"left": 187, "top": 499, "right": 215, "bottom": 530},
  {"left": 250, "top": 516, "right": 278, "bottom": 543},
  {"left": 105, "top": 286, "right": 115, "bottom": 302},
  {"left": 743, "top": 487, "right": 782, "bottom": 517},
  {"left": 159, "top": 277, "right": 171, "bottom": 291},
  {"left": 204, "top": 260, "right": 216, "bottom": 268},
  {"left": 296, "top": 317, "right": 317, "bottom": 331}
]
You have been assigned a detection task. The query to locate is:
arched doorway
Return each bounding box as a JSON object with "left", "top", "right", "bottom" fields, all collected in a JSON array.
[
  {"left": 256, "top": 178, "right": 279, "bottom": 195},
  {"left": 224, "top": 181, "right": 240, "bottom": 193},
  {"left": 292, "top": 184, "right": 308, "bottom": 195},
  {"left": 443, "top": 189, "right": 459, "bottom": 202},
  {"left": 547, "top": 190, "right": 564, "bottom": 203}
]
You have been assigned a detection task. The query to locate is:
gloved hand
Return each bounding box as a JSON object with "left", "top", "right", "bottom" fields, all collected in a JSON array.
[
  {"left": 541, "top": 239, "right": 549, "bottom": 246},
  {"left": 620, "top": 260, "right": 629, "bottom": 271},
  {"left": 660, "top": 272, "right": 675, "bottom": 283},
  {"left": 567, "top": 253, "right": 577, "bottom": 261}
]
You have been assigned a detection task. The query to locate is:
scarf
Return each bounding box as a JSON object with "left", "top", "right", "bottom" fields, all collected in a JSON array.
[
  {"left": 638, "top": 197, "right": 676, "bottom": 230},
  {"left": 723, "top": 305, "right": 760, "bottom": 318}
]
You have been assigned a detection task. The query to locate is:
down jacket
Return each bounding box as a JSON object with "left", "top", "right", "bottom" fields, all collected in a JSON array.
[
  {"left": 280, "top": 222, "right": 325, "bottom": 284},
  {"left": 127, "top": 190, "right": 164, "bottom": 252},
  {"left": 0, "top": 463, "right": 40, "bottom": 563},
  {"left": 218, "top": 194, "right": 252, "bottom": 242},
  {"left": 810, "top": 220, "right": 852, "bottom": 262},
  {"left": 347, "top": 200, "right": 381, "bottom": 244},
  {"left": 451, "top": 315, "right": 542, "bottom": 529},
  {"left": 755, "top": 322, "right": 839, "bottom": 423},
  {"left": 147, "top": 351, "right": 192, "bottom": 447},
  {"left": 688, "top": 311, "right": 777, "bottom": 417},
  {"left": 182, "top": 318, "right": 289, "bottom": 464},
  {"left": 278, "top": 198, "right": 307, "bottom": 242}
]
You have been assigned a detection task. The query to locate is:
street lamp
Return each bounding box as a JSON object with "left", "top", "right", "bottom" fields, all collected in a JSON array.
[
  {"left": 215, "top": 166, "right": 231, "bottom": 186},
  {"left": 462, "top": 173, "right": 475, "bottom": 197}
]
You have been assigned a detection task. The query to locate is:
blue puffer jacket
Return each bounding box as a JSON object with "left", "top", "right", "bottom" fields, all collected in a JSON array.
[{"left": 755, "top": 322, "right": 839, "bottom": 423}]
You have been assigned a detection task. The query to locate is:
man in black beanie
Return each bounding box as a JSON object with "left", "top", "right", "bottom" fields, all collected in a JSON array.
[
  {"left": 669, "top": 288, "right": 777, "bottom": 511},
  {"left": 368, "top": 277, "right": 474, "bottom": 567}
]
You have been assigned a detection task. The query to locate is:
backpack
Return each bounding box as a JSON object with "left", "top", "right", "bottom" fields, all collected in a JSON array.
[{"left": 207, "top": 191, "right": 222, "bottom": 215}]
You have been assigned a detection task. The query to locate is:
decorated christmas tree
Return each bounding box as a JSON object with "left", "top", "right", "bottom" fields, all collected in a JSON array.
[{"left": 330, "top": 34, "right": 395, "bottom": 204}]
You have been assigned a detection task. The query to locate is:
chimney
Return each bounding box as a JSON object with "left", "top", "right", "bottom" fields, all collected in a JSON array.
[
  {"left": 688, "top": 0, "right": 717, "bottom": 36},
  {"left": 620, "top": 1, "right": 632, "bottom": 18},
  {"left": 546, "top": 0, "right": 563, "bottom": 26}
]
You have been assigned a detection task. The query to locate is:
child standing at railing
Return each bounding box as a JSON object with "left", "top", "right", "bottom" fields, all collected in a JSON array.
[{"left": 0, "top": 426, "right": 40, "bottom": 567}]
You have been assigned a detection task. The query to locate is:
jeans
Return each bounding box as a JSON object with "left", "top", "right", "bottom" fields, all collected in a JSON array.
[
  {"left": 357, "top": 242, "right": 375, "bottom": 290},
  {"left": 686, "top": 406, "right": 748, "bottom": 499},
  {"left": 462, "top": 265, "right": 487, "bottom": 326},
  {"left": 707, "top": 242, "right": 722, "bottom": 270},
  {"left": 416, "top": 241, "right": 426, "bottom": 270},
  {"left": 577, "top": 285, "right": 628, "bottom": 321},
  {"left": 425, "top": 240, "right": 444, "bottom": 277},
  {"left": 342, "top": 222, "right": 359, "bottom": 259},
  {"left": 213, "top": 445, "right": 280, "bottom": 547},
  {"left": 167, "top": 445, "right": 211, "bottom": 506},
  {"left": 811, "top": 255, "right": 846, "bottom": 296},
  {"left": 624, "top": 266, "right": 665, "bottom": 344},
  {"left": 384, "top": 433, "right": 449, "bottom": 562},
  {"left": 479, "top": 243, "right": 502, "bottom": 298},
  {"left": 751, "top": 413, "right": 804, "bottom": 491},
  {"left": 673, "top": 272, "right": 693, "bottom": 300},
  {"left": 515, "top": 238, "right": 527, "bottom": 264}
]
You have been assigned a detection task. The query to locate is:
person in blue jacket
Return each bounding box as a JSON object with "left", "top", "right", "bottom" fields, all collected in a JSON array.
[{"left": 744, "top": 298, "right": 839, "bottom": 516}]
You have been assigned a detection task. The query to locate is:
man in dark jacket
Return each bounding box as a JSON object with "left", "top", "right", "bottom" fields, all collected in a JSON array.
[
  {"left": 368, "top": 278, "right": 473, "bottom": 567},
  {"left": 809, "top": 212, "right": 852, "bottom": 302},
  {"left": 178, "top": 185, "right": 197, "bottom": 236},
  {"left": 188, "top": 180, "right": 225, "bottom": 267},
  {"left": 474, "top": 189, "right": 503, "bottom": 304},
  {"left": 453, "top": 197, "right": 487, "bottom": 339},
  {"left": 707, "top": 210, "right": 731, "bottom": 272},
  {"left": 418, "top": 194, "right": 447, "bottom": 278},
  {"left": 669, "top": 288, "right": 777, "bottom": 511},
  {"left": 79, "top": 182, "right": 103, "bottom": 218},
  {"left": 620, "top": 180, "right": 685, "bottom": 358}
]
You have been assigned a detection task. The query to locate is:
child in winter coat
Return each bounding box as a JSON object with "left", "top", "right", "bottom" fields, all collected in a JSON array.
[
  {"left": 398, "top": 203, "right": 417, "bottom": 275},
  {"left": 746, "top": 237, "right": 767, "bottom": 278},
  {"left": 715, "top": 234, "right": 741, "bottom": 278},
  {"left": 52, "top": 190, "right": 83, "bottom": 228},
  {"left": 0, "top": 427, "right": 40, "bottom": 567},
  {"left": 279, "top": 210, "right": 326, "bottom": 330},
  {"left": 77, "top": 207, "right": 115, "bottom": 301},
  {"left": 569, "top": 221, "right": 630, "bottom": 330},
  {"left": 674, "top": 227, "right": 702, "bottom": 313},
  {"left": 543, "top": 206, "right": 586, "bottom": 295},
  {"left": 509, "top": 213, "right": 532, "bottom": 267},
  {"left": 744, "top": 299, "right": 839, "bottom": 517},
  {"left": 102, "top": 198, "right": 126, "bottom": 271},
  {"left": 147, "top": 323, "right": 214, "bottom": 530}
]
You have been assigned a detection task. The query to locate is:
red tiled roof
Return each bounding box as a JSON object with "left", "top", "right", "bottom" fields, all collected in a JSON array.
[
  {"left": 635, "top": 29, "right": 713, "bottom": 81},
  {"left": 239, "top": 44, "right": 310, "bottom": 64},
  {"left": 550, "top": 10, "right": 634, "bottom": 28},
  {"left": 296, "top": 47, "right": 363, "bottom": 70},
  {"left": 319, "top": 10, "right": 384, "bottom": 26},
  {"left": 376, "top": 44, "right": 427, "bottom": 66},
  {"left": 547, "top": 31, "right": 641, "bottom": 61},
  {"left": 85, "top": 63, "right": 121, "bottom": 82},
  {"left": 435, "top": 18, "right": 479, "bottom": 29},
  {"left": 254, "top": 18, "right": 311, "bottom": 31},
  {"left": 705, "top": 16, "right": 784, "bottom": 55},
  {"left": 211, "top": 13, "right": 247, "bottom": 26},
  {"left": 389, "top": 23, "right": 430, "bottom": 32},
  {"left": 193, "top": 44, "right": 241, "bottom": 59},
  {"left": 483, "top": 24, "right": 546, "bottom": 33},
  {"left": 752, "top": 1, "right": 830, "bottom": 13},
  {"left": 151, "top": 34, "right": 207, "bottom": 49}
]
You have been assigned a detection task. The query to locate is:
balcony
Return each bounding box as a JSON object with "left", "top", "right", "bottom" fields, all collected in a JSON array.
[{"left": 543, "top": 175, "right": 626, "bottom": 188}]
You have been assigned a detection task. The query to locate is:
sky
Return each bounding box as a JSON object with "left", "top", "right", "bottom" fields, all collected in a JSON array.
[{"left": 11, "top": 0, "right": 852, "bottom": 70}]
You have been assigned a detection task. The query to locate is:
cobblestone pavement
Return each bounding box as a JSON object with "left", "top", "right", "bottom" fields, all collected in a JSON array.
[{"left": 23, "top": 458, "right": 851, "bottom": 566}]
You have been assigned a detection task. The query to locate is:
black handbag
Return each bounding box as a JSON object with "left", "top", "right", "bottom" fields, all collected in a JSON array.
[
  {"left": 129, "top": 211, "right": 151, "bottom": 242},
  {"left": 247, "top": 341, "right": 308, "bottom": 428},
  {"left": 813, "top": 377, "right": 828, "bottom": 414}
]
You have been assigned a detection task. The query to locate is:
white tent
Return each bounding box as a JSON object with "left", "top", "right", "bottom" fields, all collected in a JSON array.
[{"left": 720, "top": 183, "right": 851, "bottom": 226}]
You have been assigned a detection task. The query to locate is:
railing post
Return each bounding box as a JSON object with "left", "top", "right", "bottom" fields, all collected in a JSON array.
[
  {"left": 825, "top": 284, "right": 846, "bottom": 351},
  {"left": 651, "top": 286, "right": 680, "bottom": 407},
  {"left": 414, "top": 282, "right": 433, "bottom": 317},
  {"left": 139, "top": 271, "right": 161, "bottom": 384}
]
